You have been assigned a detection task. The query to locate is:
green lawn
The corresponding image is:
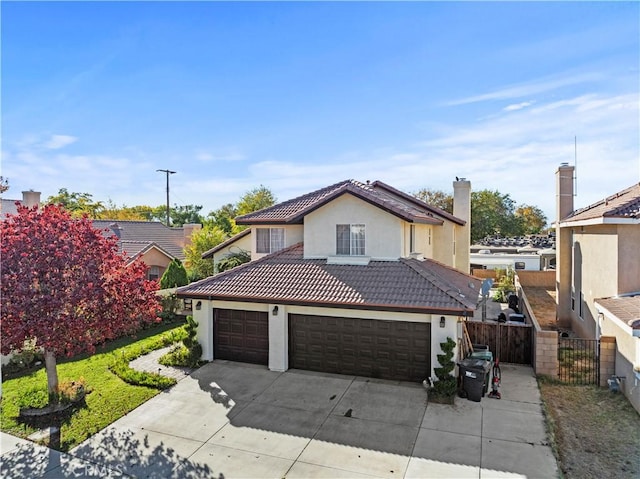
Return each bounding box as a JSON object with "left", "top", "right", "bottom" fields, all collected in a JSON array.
[{"left": 1, "top": 321, "right": 185, "bottom": 452}]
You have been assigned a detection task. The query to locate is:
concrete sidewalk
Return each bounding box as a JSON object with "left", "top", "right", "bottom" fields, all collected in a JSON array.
[{"left": 1, "top": 362, "right": 558, "bottom": 478}]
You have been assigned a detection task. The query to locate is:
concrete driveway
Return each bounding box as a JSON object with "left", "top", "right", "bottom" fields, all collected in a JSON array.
[{"left": 1, "top": 362, "right": 558, "bottom": 478}]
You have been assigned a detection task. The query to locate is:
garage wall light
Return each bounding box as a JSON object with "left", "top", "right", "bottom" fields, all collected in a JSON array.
[
  {"left": 440, "top": 316, "right": 446, "bottom": 328},
  {"left": 272, "top": 305, "right": 279, "bottom": 316},
  {"left": 195, "top": 301, "right": 202, "bottom": 311}
]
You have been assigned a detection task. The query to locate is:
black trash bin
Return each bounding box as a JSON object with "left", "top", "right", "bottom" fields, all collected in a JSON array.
[{"left": 458, "top": 358, "right": 492, "bottom": 402}]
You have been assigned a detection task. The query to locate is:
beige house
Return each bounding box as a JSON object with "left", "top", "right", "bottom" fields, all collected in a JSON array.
[
  {"left": 556, "top": 164, "right": 640, "bottom": 411},
  {"left": 178, "top": 179, "right": 480, "bottom": 383},
  {"left": 92, "top": 220, "right": 201, "bottom": 281}
]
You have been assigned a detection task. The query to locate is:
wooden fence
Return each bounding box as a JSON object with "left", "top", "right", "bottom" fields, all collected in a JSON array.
[{"left": 465, "top": 321, "right": 533, "bottom": 364}]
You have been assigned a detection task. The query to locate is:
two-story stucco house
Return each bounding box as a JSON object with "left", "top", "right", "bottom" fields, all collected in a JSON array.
[
  {"left": 177, "top": 179, "right": 480, "bottom": 383},
  {"left": 556, "top": 163, "right": 640, "bottom": 411}
]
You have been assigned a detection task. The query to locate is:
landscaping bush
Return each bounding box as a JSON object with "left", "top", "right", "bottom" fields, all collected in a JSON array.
[
  {"left": 159, "top": 316, "right": 203, "bottom": 368},
  {"left": 430, "top": 336, "right": 458, "bottom": 404},
  {"left": 108, "top": 327, "right": 186, "bottom": 389}
]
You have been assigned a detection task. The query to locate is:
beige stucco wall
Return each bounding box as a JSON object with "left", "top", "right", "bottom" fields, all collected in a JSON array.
[
  {"left": 617, "top": 225, "right": 640, "bottom": 293},
  {"left": 252, "top": 224, "right": 304, "bottom": 261},
  {"left": 431, "top": 221, "right": 455, "bottom": 268},
  {"left": 139, "top": 248, "right": 173, "bottom": 279},
  {"left": 403, "top": 223, "right": 435, "bottom": 259},
  {"left": 303, "top": 194, "right": 403, "bottom": 260},
  {"left": 570, "top": 225, "right": 619, "bottom": 338},
  {"left": 212, "top": 232, "right": 253, "bottom": 267},
  {"left": 598, "top": 307, "right": 640, "bottom": 414},
  {"left": 191, "top": 298, "right": 460, "bottom": 381}
]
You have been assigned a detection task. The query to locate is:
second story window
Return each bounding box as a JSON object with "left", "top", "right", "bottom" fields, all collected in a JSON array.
[
  {"left": 256, "top": 227, "right": 285, "bottom": 254},
  {"left": 336, "top": 224, "right": 366, "bottom": 255}
]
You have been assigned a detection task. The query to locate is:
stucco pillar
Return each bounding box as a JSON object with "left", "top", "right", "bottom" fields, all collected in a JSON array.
[
  {"left": 193, "top": 300, "right": 214, "bottom": 361},
  {"left": 453, "top": 179, "right": 471, "bottom": 274},
  {"left": 556, "top": 164, "right": 574, "bottom": 328},
  {"left": 268, "top": 304, "right": 288, "bottom": 372}
]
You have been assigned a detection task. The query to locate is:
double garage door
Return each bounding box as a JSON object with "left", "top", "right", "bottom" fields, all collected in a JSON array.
[
  {"left": 290, "top": 314, "right": 431, "bottom": 382},
  {"left": 213, "top": 309, "right": 431, "bottom": 382}
]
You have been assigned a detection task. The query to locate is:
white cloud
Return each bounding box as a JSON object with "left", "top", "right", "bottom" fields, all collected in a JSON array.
[
  {"left": 194, "top": 149, "right": 246, "bottom": 163},
  {"left": 504, "top": 101, "right": 533, "bottom": 112},
  {"left": 43, "top": 134, "right": 78, "bottom": 150},
  {"left": 447, "top": 72, "right": 603, "bottom": 106}
]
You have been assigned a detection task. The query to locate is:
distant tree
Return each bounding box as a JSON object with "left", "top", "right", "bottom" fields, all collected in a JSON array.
[
  {"left": 183, "top": 224, "right": 228, "bottom": 280},
  {"left": 0, "top": 176, "right": 9, "bottom": 194},
  {"left": 413, "top": 188, "right": 453, "bottom": 213},
  {"left": 471, "top": 189, "right": 520, "bottom": 243},
  {"left": 47, "top": 188, "right": 105, "bottom": 218},
  {"left": 160, "top": 259, "right": 189, "bottom": 289},
  {"left": 99, "top": 200, "right": 155, "bottom": 221},
  {"left": 515, "top": 204, "right": 547, "bottom": 234},
  {"left": 1, "top": 204, "right": 161, "bottom": 403},
  {"left": 170, "top": 204, "right": 204, "bottom": 227},
  {"left": 207, "top": 203, "right": 238, "bottom": 236},
  {"left": 413, "top": 186, "right": 547, "bottom": 243},
  {"left": 236, "top": 185, "right": 276, "bottom": 216}
]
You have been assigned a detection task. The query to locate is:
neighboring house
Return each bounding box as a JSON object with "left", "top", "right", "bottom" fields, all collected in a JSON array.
[
  {"left": 1, "top": 190, "right": 41, "bottom": 220},
  {"left": 555, "top": 163, "right": 640, "bottom": 410},
  {"left": 178, "top": 179, "right": 480, "bottom": 383},
  {"left": 92, "top": 220, "right": 201, "bottom": 281}
]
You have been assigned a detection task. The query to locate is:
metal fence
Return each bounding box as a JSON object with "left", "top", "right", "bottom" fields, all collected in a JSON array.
[{"left": 557, "top": 337, "right": 600, "bottom": 385}]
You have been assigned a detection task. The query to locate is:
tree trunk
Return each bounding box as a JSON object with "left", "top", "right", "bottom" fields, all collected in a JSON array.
[{"left": 44, "top": 350, "right": 59, "bottom": 403}]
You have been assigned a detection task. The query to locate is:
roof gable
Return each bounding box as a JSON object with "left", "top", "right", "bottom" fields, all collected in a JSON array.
[
  {"left": 92, "top": 220, "right": 187, "bottom": 260},
  {"left": 235, "top": 179, "right": 460, "bottom": 226},
  {"left": 178, "top": 243, "right": 480, "bottom": 314}
]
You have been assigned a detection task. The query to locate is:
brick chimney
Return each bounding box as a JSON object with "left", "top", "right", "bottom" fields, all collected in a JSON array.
[
  {"left": 22, "top": 190, "right": 41, "bottom": 208},
  {"left": 453, "top": 178, "right": 471, "bottom": 274},
  {"left": 556, "top": 163, "right": 575, "bottom": 328},
  {"left": 182, "top": 223, "right": 202, "bottom": 247}
]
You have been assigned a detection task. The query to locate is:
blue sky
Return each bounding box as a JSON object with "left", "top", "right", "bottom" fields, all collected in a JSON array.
[{"left": 2, "top": 1, "right": 639, "bottom": 223}]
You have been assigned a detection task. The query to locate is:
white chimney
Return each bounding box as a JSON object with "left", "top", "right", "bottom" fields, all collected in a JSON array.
[
  {"left": 22, "top": 190, "right": 41, "bottom": 209},
  {"left": 453, "top": 179, "right": 471, "bottom": 274}
]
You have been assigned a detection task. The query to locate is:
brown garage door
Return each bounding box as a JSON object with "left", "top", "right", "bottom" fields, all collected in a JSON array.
[
  {"left": 289, "top": 314, "right": 430, "bottom": 382},
  {"left": 214, "top": 309, "right": 269, "bottom": 365}
]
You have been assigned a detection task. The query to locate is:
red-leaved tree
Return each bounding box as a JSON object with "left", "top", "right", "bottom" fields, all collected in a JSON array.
[{"left": 1, "top": 204, "right": 161, "bottom": 402}]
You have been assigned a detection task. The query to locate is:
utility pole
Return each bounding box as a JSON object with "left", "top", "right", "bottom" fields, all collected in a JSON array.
[{"left": 156, "top": 169, "right": 176, "bottom": 226}]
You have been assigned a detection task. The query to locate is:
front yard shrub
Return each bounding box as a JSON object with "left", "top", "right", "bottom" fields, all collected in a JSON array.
[
  {"left": 430, "top": 336, "right": 457, "bottom": 404},
  {"left": 108, "top": 326, "right": 187, "bottom": 389},
  {"left": 159, "top": 316, "right": 203, "bottom": 368}
]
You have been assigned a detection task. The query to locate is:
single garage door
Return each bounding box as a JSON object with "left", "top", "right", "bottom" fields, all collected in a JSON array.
[
  {"left": 214, "top": 309, "right": 269, "bottom": 365},
  {"left": 289, "top": 314, "right": 430, "bottom": 382}
]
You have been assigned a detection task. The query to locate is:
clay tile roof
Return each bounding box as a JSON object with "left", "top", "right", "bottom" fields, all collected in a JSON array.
[
  {"left": 596, "top": 294, "right": 640, "bottom": 329},
  {"left": 235, "top": 179, "right": 459, "bottom": 226},
  {"left": 178, "top": 243, "right": 481, "bottom": 315},
  {"left": 92, "top": 220, "right": 186, "bottom": 260},
  {"left": 565, "top": 183, "right": 640, "bottom": 222}
]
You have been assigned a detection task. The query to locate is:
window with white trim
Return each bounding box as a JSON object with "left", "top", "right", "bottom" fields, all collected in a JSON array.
[
  {"left": 336, "top": 224, "right": 366, "bottom": 255},
  {"left": 409, "top": 224, "right": 416, "bottom": 253},
  {"left": 256, "top": 227, "right": 285, "bottom": 254}
]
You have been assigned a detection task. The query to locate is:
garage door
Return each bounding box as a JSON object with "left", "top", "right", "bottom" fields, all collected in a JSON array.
[
  {"left": 214, "top": 309, "right": 269, "bottom": 365},
  {"left": 289, "top": 314, "right": 430, "bottom": 382}
]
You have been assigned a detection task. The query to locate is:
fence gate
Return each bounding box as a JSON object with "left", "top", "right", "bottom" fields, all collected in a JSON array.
[
  {"left": 557, "top": 337, "right": 600, "bottom": 385},
  {"left": 464, "top": 321, "right": 532, "bottom": 364}
]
